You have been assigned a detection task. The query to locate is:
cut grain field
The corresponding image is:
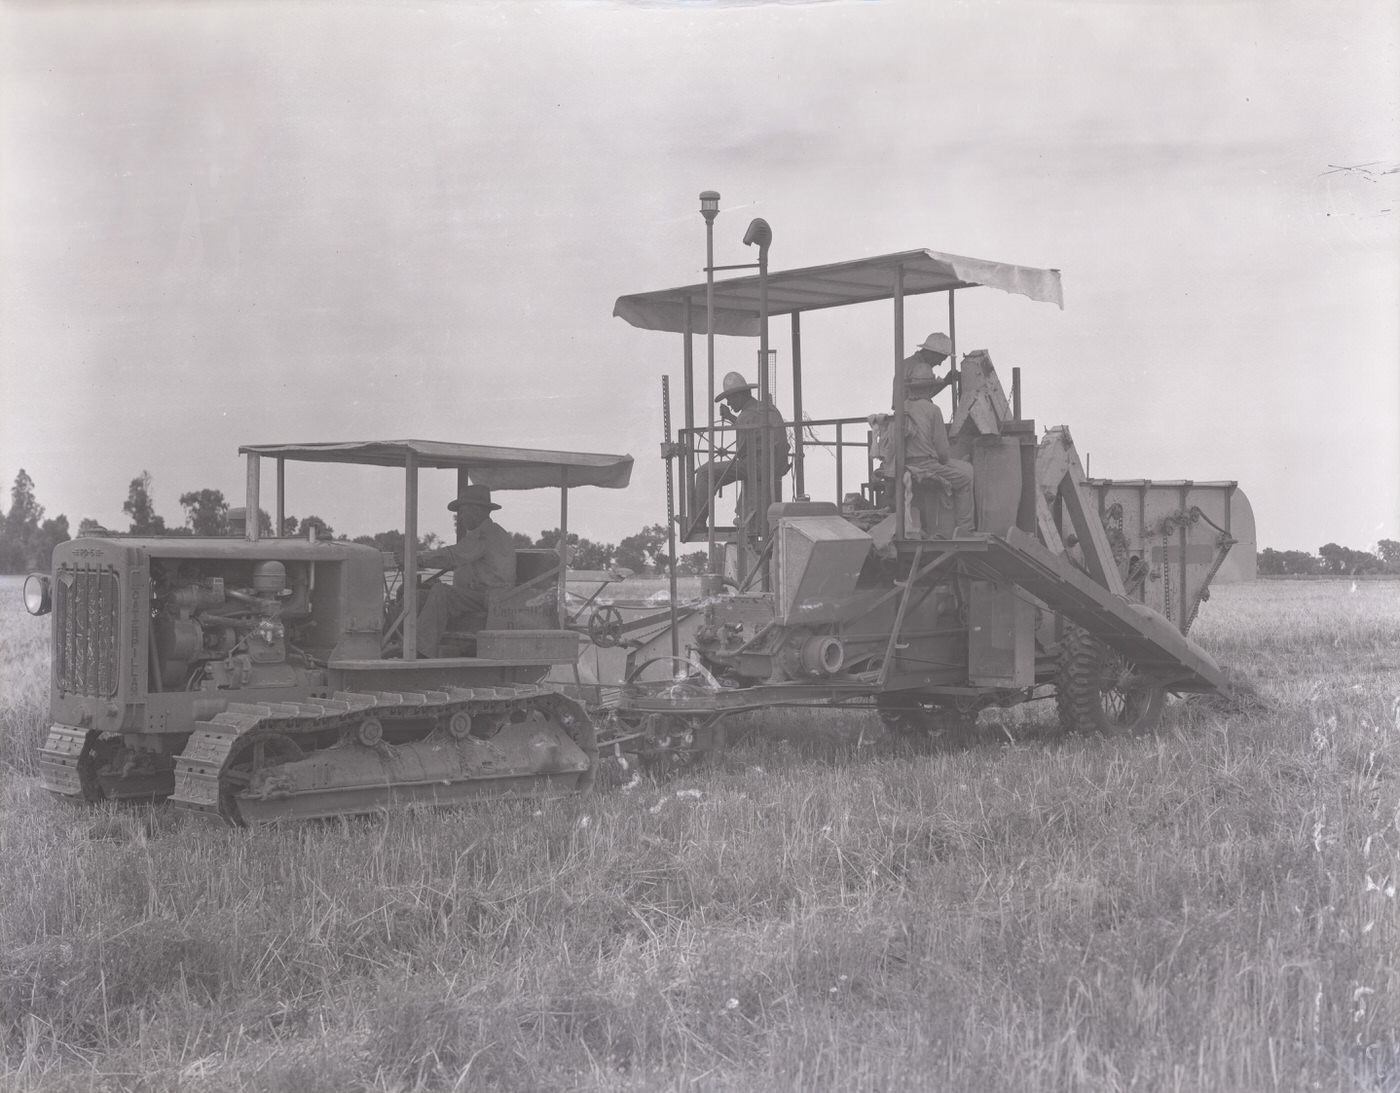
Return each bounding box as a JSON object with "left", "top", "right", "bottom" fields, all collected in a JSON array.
[{"left": 1, "top": 576, "right": 1397, "bottom": 1092}]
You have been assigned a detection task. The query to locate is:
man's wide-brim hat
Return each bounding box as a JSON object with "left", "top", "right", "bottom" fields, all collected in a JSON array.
[
  {"left": 448, "top": 485, "right": 500, "bottom": 512},
  {"left": 715, "top": 370, "right": 758, "bottom": 403},
  {"left": 918, "top": 332, "right": 953, "bottom": 356}
]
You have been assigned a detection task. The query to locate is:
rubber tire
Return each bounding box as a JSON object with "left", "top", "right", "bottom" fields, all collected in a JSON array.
[{"left": 1055, "top": 626, "right": 1166, "bottom": 736}]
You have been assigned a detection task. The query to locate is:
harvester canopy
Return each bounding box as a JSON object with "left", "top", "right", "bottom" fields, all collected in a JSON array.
[{"left": 613, "top": 248, "right": 1064, "bottom": 336}]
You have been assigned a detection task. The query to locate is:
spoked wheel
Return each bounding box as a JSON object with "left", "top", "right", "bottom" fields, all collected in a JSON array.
[
  {"left": 1055, "top": 626, "right": 1166, "bottom": 736},
  {"left": 218, "top": 733, "right": 306, "bottom": 826},
  {"left": 587, "top": 605, "right": 626, "bottom": 648}
]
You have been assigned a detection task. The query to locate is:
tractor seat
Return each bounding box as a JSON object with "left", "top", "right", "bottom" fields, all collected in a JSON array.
[{"left": 438, "top": 549, "right": 561, "bottom": 654}]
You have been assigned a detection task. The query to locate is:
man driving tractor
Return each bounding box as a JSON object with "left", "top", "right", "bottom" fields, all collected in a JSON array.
[{"left": 413, "top": 485, "right": 516, "bottom": 656}]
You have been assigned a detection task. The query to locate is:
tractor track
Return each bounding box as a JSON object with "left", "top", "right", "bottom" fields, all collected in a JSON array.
[{"left": 41, "top": 683, "right": 602, "bottom": 825}]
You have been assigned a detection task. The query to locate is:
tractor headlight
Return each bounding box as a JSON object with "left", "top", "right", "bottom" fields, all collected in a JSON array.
[{"left": 23, "top": 573, "right": 52, "bottom": 616}]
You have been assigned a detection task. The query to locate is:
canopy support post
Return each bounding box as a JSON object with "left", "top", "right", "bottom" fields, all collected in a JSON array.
[
  {"left": 948, "top": 289, "right": 959, "bottom": 406},
  {"left": 558, "top": 470, "right": 570, "bottom": 630},
  {"left": 791, "top": 311, "right": 805, "bottom": 499},
  {"left": 893, "top": 264, "right": 907, "bottom": 541},
  {"left": 275, "top": 458, "right": 285, "bottom": 538},
  {"left": 245, "top": 453, "right": 260, "bottom": 542},
  {"left": 402, "top": 452, "right": 420, "bottom": 660}
]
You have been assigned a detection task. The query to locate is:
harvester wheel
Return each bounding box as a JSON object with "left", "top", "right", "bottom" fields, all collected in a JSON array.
[{"left": 1055, "top": 626, "right": 1165, "bottom": 736}]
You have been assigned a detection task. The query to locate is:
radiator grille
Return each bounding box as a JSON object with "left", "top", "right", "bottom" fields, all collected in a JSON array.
[{"left": 54, "top": 567, "right": 120, "bottom": 697}]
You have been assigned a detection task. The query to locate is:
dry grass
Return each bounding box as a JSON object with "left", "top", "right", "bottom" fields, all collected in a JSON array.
[{"left": 1, "top": 576, "right": 1397, "bottom": 1091}]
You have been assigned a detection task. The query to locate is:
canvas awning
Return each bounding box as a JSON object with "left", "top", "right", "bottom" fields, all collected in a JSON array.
[
  {"left": 239, "top": 440, "right": 634, "bottom": 490},
  {"left": 613, "top": 249, "right": 1064, "bottom": 336}
]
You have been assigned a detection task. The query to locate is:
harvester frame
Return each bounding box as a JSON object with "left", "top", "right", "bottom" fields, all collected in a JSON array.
[{"left": 602, "top": 220, "right": 1253, "bottom": 756}]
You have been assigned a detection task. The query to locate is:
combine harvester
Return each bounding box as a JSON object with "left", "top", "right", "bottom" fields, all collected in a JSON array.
[
  {"left": 594, "top": 195, "right": 1254, "bottom": 760},
  {"left": 22, "top": 197, "right": 1255, "bottom": 820}
]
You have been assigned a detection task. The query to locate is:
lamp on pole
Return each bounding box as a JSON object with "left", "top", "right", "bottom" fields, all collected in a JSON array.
[{"left": 700, "top": 190, "right": 720, "bottom": 579}]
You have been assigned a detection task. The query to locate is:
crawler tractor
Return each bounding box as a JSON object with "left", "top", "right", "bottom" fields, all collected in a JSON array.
[
  {"left": 601, "top": 205, "right": 1254, "bottom": 757},
  {"left": 24, "top": 441, "right": 632, "bottom": 824}
]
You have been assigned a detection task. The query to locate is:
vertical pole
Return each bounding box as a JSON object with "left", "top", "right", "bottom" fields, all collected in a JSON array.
[
  {"left": 662, "top": 376, "right": 679, "bottom": 660},
  {"left": 682, "top": 299, "right": 695, "bottom": 527},
  {"left": 558, "top": 472, "right": 569, "bottom": 630},
  {"left": 835, "top": 422, "right": 844, "bottom": 503},
  {"left": 948, "top": 290, "right": 959, "bottom": 408},
  {"left": 245, "top": 453, "right": 261, "bottom": 542},
  {"left": 275, "top": 458, "right": 285, "bottom": 537},
  {"left": 402, "top": 451, "right": 420, "bottom": 660},
  {"left": 892, "top": 265, "right": 907, "bottom": 541},
  {"left": 703, "top": 202, "right": 718, "bottom": 575},
  {"left": 790, "top": 312, "right": 805, "bottom": 499}
]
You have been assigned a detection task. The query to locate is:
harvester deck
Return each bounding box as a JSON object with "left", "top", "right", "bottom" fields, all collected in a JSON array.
[{"left": 965, "top": 528, "right": 1230, "bottom": 694}]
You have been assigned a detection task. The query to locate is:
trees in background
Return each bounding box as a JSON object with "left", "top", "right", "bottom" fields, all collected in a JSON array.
[
  {"left": 123, "top": 471, "right": 167, "bottom": 535},
  {"left": 0, "top": 469, "right": 69, "bottom": 572},
  {"left": 534, "top": 528, "right": 614, "bottom": 570},
  {"left": 180, "top": 488, "right": 229, "bottom": 535},
  {"left": 614, "top": 524, "right": 670, "bottom": 575},
  {"left": 8, "top": 466, "right": 1400, "bottom": 578},
  {"left": 1258, "top": 542, "right": 1399, "bottom": 576},
  {"left": 1318, "top": 542, "right": 1388, "bottom": 575},
  {"left": 284, "top": 515, "right": 335, "bottom": 540},
  {"left": 1257, "top": 548, "right": 1322, "bottom": 576}
]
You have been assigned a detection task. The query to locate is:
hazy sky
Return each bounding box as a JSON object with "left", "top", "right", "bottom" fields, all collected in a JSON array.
[{"left": 2, "top": 0, "right": 1396, "bottom": 553}]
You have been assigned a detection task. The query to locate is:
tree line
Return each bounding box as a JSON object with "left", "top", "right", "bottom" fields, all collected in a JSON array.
[
  {"left": 1257, "top": 542, "right": 1399, "bottom": 576},
  {"left": 0, "top": 469, "right": 710, "bottom": 576},
  {"left": 8, "top": 468, "right": 1391, "bottom": 578}
]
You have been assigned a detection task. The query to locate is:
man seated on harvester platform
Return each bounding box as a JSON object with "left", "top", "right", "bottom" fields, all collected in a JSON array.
[
  {"left": 901, "top": 360, "right": 975, "bottom": 536},
  {"left": 871, "top": 332, "right": 974, "bottom": 538}
]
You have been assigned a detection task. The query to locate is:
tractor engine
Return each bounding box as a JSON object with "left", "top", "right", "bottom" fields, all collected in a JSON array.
[{"left": 151, "top": 559, "right": 312, "bottom": 692}]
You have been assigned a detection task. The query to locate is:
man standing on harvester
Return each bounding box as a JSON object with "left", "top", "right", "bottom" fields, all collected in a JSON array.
[
  {"left": 414, "top": 486, "right": 516, "bottom": 656},
  {"left": 691, "top": 370, "right": 790, "bottom": 538}
]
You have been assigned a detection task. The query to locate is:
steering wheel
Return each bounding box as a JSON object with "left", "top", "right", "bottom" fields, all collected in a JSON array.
[{"left": 587, "top": 605, "right": 626, "bottom": 648}]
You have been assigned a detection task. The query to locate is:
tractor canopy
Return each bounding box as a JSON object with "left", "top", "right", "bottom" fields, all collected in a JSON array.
[{"left": 238, "top": 440, "right": 634, "bottom": 491}]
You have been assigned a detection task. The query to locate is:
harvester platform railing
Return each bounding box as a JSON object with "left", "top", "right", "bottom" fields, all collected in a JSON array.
[{"left": 674, "top": 413, "right": 878, "bottom": 540}]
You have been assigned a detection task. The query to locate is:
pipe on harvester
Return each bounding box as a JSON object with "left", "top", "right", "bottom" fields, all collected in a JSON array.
[{"left": 800, "top": 635, "right": 845, "bottom": 676}]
